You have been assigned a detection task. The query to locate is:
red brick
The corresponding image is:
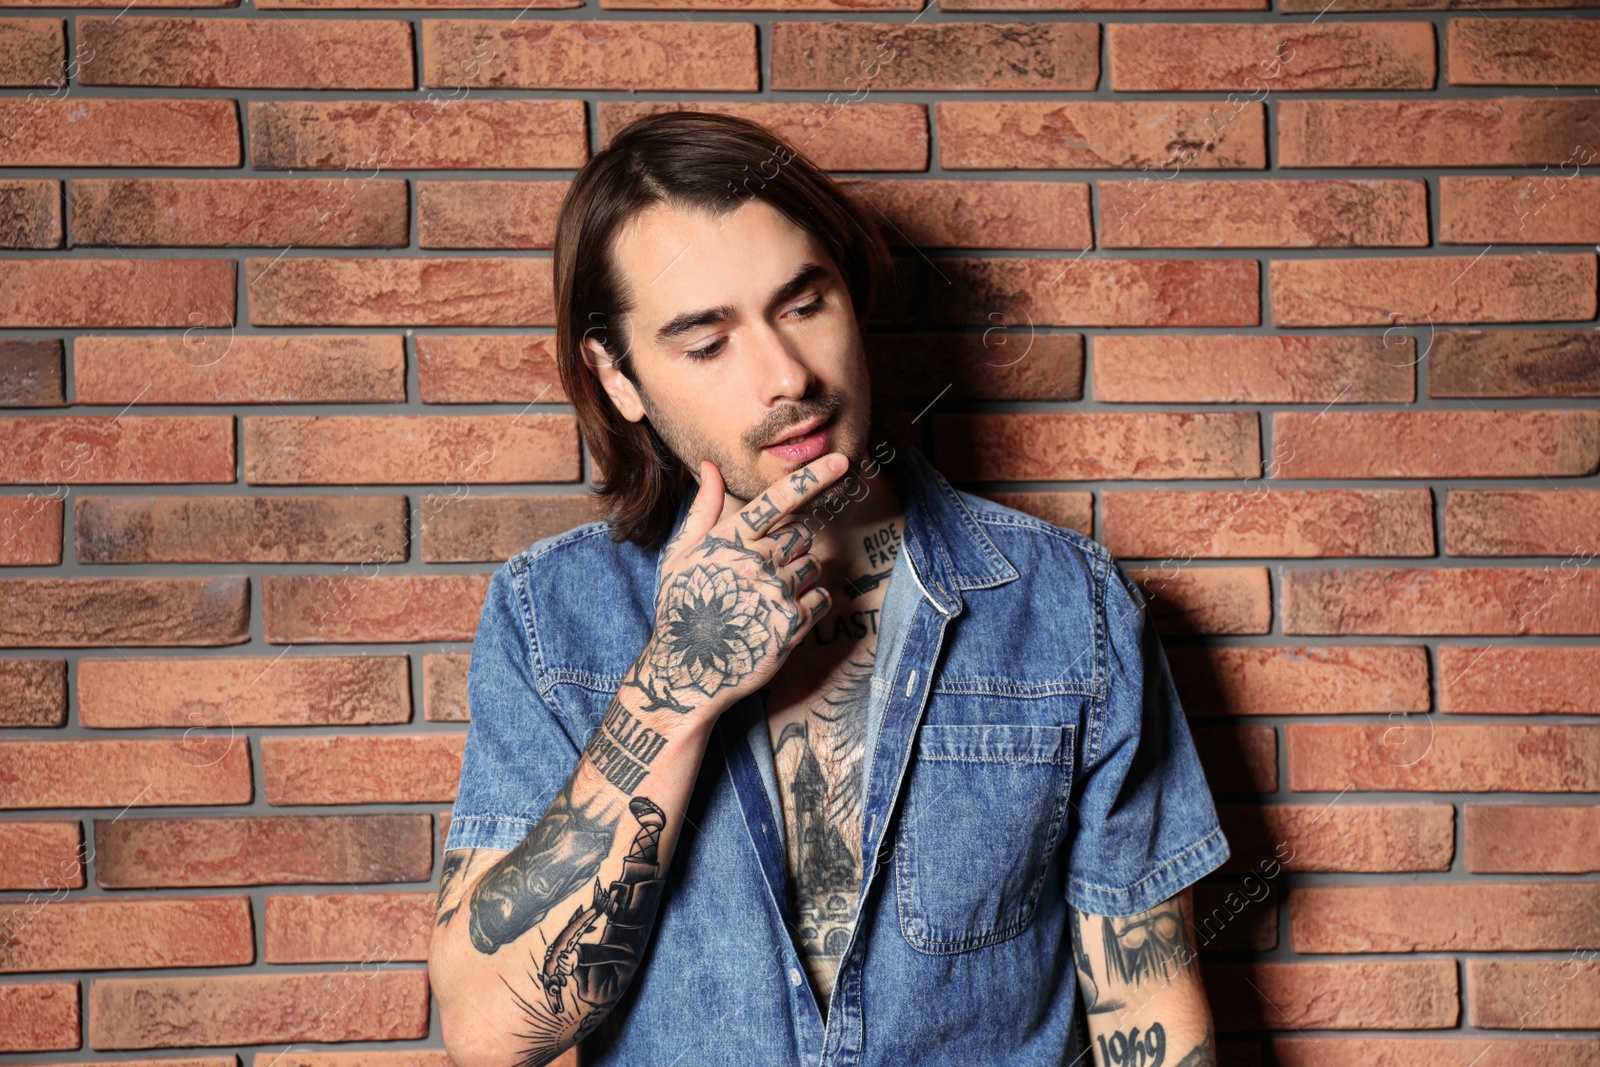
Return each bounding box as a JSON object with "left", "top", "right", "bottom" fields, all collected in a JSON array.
[
  {"left": 840, "top": 179, "right": 1093, "bottom": 250},
  {"left": 1094, "top": 334, "right": 1415, "bottom": 403},
  {"left": 0, "top": 895, "right": 254, "bottom": 972},
  {"left": 423, "top": 19, "right": 755, "bottom": 90},
  {"left": 262, "top": 573, "right": 489, "bottom": 644},
  {"left": 94, "top": 813, "right": 433, "bottom": 888},
  {"left": 1279, "top": 98, "right": 1600, "bottom": 167},
  {"left": 0, "top": 577, "right": 249, "bottom": 647},
  {"left": 972, "top": 491, "right": 1092, "bottom": 536},
  {"left": 1109, "top": 22, "right": 1434, "bottom": 91},
  {"left": 1469, "top": 959, "right": 1600, "bottom": 1029},
  {"left": 0, "top": 981, "right": 79, "bottom": 1051},
  {"left": 252, "top": 1054, "right": 456, "bottom": 1067},
  {"left": 249, "top": 99, "right": 585, "bottom": 170},
  {"left": 75, "top": 335, "right": 404, "bottom": 403},
  {"left": 1292, "top": 883, "right": 1600, "bottom": 952},
  {"left": 1129, "top": 565, "right": 1271, "bottom": 635},
  {"left": 421, "top": 493, "right": 604, "bottom": 563},
  {"left": 1203, "top": 960, "right": 1457, "bottom": 1030},
  {"left": 0, "top": 259, "right": 234, "bottom": 328},
  {"left": 75, "top": 495, "right": 407, "bottom": 564},
  {"left": 1218, "top": 803, "right": 1454, "bottom": 872},
  {"left": 1441, "top": 646, "right": 1600, "bottom": 713},
  {"left": 1101, "top": 178, "right": 1428, "bottom": 248},
  {"left": 931, "top": 412, "right": 1259, "bottom": 482},
  {"left": 1286, "top": 0, "right": 1600, "bottom": 8},
  {"left": 73, "top": 177, "right": 406, "bottom": 248},
  {"left": 599, "top": 101, "right": 929, "bottom": 172},
  {"left": 1465, "top": 804, "right": 1600, "bottom": 873},
  {"left": 244, "top": 415, "right": 578, "bottom": 485},
  {"left": 0, "top": 98, "right": 238, "bottom": 167},
  {"left": 0, "top": 493, "right": 62, "bottom": 565},
  {"left": 0, "top": 179, "right": 61, "bottom": 249},
  {"left": 422, "top": 652, "right": 469, "bottom": 722},
  {"left": 78, "top": 655, "right": 411, "bottom": 728},
  {"left": 1449, "top": 17, "right": 1600, "bottom": 84},
  {"left": 0, "top": 416, "right": 235, "bottom": 484},
  {"left": 942, "top": 0, "right": 1265, "bottom": 7},
  {"left": 1440, "top": 175, "right": 1600, "bottom": 245},
  {"left": 0, "top": 18, "right": 63, "bottom": 86},
  {"left": 0, "top": 658, "right": 66, "bottom": 727},
  {"left": 772, "top": 21, "right": 1096, "bottom": 91},
  {"left": 938, "top": 101, "right": 1266, "bottom": 170},
  {"left": 1192, "top": 725, "right": 1277, "bottom": 791},
  {"left": 1445, "top": 490, "right": 1600, "bottom": 556},
  {"left": 1104, "top": 489, "right": 1432, "bottom": 559},
  {"left": 88, "top": 970, "right": 429, "bottom": 1048},
  {"left": 1287, "top": 723, "right": 1600, "bottom": 792},
  {"left": 1283, "top": 566, "right": 1600, "bottom": 636},
  {"left": 1430, "top": 329, "right": 1600, "bottom": 397},
  {"left": 1276, "top": 411, "right": 1599, "bottom": 478},
  {"left": 1167, "top": 645, "right": 1429, "bottom": 716},
  {"left": 931, "top": 257, "right": 1258, "bottom": 327},
  {"left": 0, "top": 820, "right": 82, "bottom": 891},
  {"left": 417, "top": 179, "right": 568, "bottom": 249},
  {"left": 248, "top": 255, "right": 553, "bottom": 326},
  {"left": 872, "top": 333, "right": 1085, "bottom": 409},
  {"left": 0, "top": 338, "right": 64, "bottom": 405},
  {"left": 416, "top": 335, "right": 565, "bottom": 404},
  {"left": 1272, "top": 1037, "right": 1600, "bottom": 1067},
  {"left": 78, "top": 16, "right": 412, "bottom": 88},
  {"left": 1191, "top": 880, "right": 1279, "bottom": 953},
  {"left": 1271, "top": 253, "right": 1597, "bottom": 326},
  {"left": 264, "top": 892, "right": 432, "bottom": 963},
  {"left": 0, "top": 738, "right": 252, "bottom": 809},
  {"left": 262, "top": 734, "right": 463, "bottom": 805}
]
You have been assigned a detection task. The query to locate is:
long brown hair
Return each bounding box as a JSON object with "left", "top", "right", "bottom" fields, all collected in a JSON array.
[{"left": 553, "top": 109, "right": 896, "bottom": 549}]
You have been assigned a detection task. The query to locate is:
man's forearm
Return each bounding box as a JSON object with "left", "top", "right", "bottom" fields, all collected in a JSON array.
[
  {"left": 1071, "top": 889, "right": 1218, "bottom": 1067},
  {"left": 430, "top": 665, "right": 720, "bottom": 1067}
]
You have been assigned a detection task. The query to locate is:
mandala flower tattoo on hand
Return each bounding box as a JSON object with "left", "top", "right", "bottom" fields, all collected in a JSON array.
[{"left": 637, "top": 565, "right": 776, "bottom": 712}]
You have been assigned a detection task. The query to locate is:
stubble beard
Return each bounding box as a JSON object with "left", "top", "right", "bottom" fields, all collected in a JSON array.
[{"left": 635, "top": 386, "right": 868, "bottom": 528}]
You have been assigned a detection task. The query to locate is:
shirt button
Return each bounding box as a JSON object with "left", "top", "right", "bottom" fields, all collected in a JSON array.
[{"left": 789, "top": 968, "right": 803, "bottom": 987}]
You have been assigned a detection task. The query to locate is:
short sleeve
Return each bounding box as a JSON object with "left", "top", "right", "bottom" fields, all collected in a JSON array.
[
  {"left": 1062, "top": 553, "right": 1230, "bottom": 916},
  {"left": 444, "top": 557, "right": 587, "bottom": 855}
]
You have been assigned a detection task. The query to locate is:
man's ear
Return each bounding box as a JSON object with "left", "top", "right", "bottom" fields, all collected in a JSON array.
[{"left": 585, "top": 334, "right": 646, "bottom": 423}]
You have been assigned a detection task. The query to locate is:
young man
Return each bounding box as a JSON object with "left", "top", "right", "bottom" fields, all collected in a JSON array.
[{"left": 428, "top": 111, "right": 1230, "bottom": 1067}]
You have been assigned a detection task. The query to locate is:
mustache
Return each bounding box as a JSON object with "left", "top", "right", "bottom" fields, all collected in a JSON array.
[{"left": 746, "top": 395, "right": 841, "bottom": 451}]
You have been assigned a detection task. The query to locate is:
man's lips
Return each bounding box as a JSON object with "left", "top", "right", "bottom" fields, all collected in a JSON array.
[{"left": 765, "top": 414, "right": 830, "bottom": 448}]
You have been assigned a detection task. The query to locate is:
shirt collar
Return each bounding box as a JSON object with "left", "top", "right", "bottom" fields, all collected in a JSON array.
[{"left": 653, "top": 443, "right": 1018, "bottom": 619}]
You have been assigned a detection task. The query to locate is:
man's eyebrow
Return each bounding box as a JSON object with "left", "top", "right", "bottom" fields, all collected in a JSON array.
[{"left": 652, "top": 262, "right": 831, "bottom": 348}]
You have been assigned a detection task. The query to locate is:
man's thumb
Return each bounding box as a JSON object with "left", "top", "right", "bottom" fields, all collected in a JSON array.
[{"left": 684, "top": 459, "right": 724, "bottom": 541}]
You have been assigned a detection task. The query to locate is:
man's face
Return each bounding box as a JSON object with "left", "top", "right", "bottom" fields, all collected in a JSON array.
[{"left": 587, "top": 198, "right": 874, "bottom": 518}]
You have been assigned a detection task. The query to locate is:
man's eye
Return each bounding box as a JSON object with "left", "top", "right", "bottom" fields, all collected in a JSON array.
[
  {"left": 791, "top": 296, "right": 824, "bottom": 318},
  {"left": 684, "top": 338, "right": 725, "bottom": 362}
]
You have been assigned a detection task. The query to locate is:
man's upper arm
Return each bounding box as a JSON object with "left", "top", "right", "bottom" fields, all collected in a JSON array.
[
  {"left": 1062, "top": 553, "right": 1230, "bottom": 917},
  {"left": 445, "top": 558, "right": 588, "bottom": 856}
]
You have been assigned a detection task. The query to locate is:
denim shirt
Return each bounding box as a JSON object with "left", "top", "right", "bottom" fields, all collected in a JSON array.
[{"left": 445, "top": 444, "right": 1230, "bottom": 1067}]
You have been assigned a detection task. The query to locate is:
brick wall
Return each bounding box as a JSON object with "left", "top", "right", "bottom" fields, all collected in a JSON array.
[{"left": 2, "top": 1, "right": 1598, "bottom": 1064}]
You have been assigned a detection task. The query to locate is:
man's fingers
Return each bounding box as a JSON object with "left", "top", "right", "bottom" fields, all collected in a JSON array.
[
  {"left": 683, "top": 459, "right": 724, "bottom": 546},
  {"left": 732, "top": 452, "right": 849, "bottom": 539}
]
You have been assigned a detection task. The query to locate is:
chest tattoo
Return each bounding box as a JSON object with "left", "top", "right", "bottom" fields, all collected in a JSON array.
[{"left": 770, "top": 653, "right": 875, "bottom": 1016}]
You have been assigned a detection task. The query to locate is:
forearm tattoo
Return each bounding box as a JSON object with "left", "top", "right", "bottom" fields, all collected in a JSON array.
[
  {"left": 1071, "top": 898, "right": 1197, "bottom": 1015},
  {"left": 500, "top": 796, "right": 669, "bottom": 1067},
  {"left": 435, "top": 847, "right": 479, "bottom": 928},
  {"left": 584, "top": 695, "right": 668, "bottom": 793},
  {"left": 466, "top": 773, "right": 622, "bottom": 955}
]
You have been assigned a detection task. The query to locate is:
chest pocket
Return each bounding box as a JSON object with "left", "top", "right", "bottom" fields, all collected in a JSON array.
[{"left": 892, "top": 722, "right": 1075, "bottom": 955}]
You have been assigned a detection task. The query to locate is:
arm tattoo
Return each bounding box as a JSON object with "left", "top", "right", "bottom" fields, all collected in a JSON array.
[
  {"left": 1096, "top": 1021, "right": 1166, "bottom": 1067},
  {"left": 1173, "top": 1023, "right": 1216, "bottom": 1067},
  {"left": 436, "top": 847, "right": 479, "bottom": 928},
  {"left": 584, "top": 695, "right": 668, "bottom": 794},
  {"left": 500, "top": 796, "right": 669, "bottom": 1067},
  {"left": 1103, "top": 900, "right": 1193, "bottom": 988},
  {"left": 466, "top": 774, "right": 622, "bottom": 955}
]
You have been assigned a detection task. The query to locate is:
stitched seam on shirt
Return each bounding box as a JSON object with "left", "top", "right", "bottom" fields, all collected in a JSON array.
[{"left": 1067, "top": 823, "right": 1225, "bottom": 894}]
